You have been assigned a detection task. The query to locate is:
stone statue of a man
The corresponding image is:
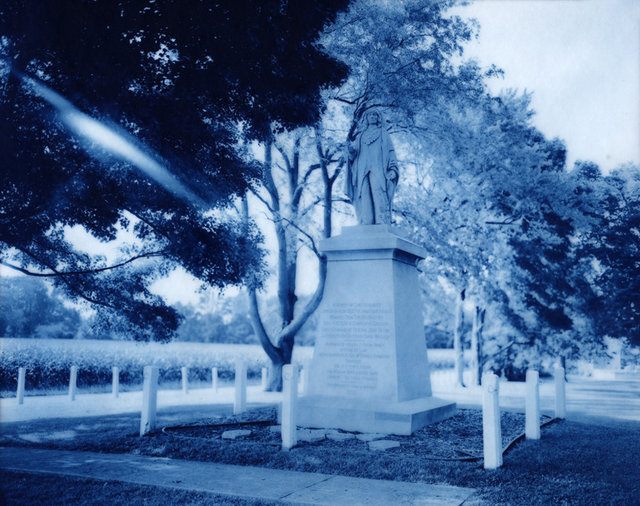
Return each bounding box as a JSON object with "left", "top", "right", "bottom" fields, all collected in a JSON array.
[{"left": 345, "top": 110, "right": 399, "bottom": 225}]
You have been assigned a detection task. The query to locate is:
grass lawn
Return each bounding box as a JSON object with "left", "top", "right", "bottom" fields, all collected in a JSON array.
[
  {"left": 1, "top": 406, "right": 639, "bottom": 505},
  {"left": 0, "top": 470, "right": 276, "bottom": 505}
]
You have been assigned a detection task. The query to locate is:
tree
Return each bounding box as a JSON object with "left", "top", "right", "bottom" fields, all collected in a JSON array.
[
  {"left": 0, "top": 0, "right": 349, "bottom": 340},
  {"left": 172, "top": 296, "right": 256, "bottom": 344},
  {"left": 496, "top": 159, "right": 638, "bottom": 372},
  {"left": 241, "top": 0, "right": 487, "bottom": 389},
  {"left": 244, "top": 126, "right": 341, "bottom": 389},
  {"left": 0, "top": 276, "right": 83, "bottom": 339},
  {"left": 392, "top": 81, "right": 584, "bottom": 381},
  {"left": 571, "top": 163, "right": 640, "bottom": 347}
]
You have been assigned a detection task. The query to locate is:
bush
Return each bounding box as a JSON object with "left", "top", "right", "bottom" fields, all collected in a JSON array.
[
  {"left": 0, "top": 338, "right": 313, "bottom": 393},
  {"left": 0, "top": 338, "right": 456, "bottom": 395},
  {"left": 424, "top": 326, "right": 452, "bottom": 349}
]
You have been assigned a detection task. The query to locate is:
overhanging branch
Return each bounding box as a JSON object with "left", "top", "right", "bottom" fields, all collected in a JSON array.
[
  {"left": 1, "top": 250, "right": 166, "bottom": 277},
  {"left": 13, "top": 247, "right": 118, "bottom": 309}
]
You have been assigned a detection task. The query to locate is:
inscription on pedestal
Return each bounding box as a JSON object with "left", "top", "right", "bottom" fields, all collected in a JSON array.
[{"left": 312, "top": 302, "right": 395, "bottom": 398}]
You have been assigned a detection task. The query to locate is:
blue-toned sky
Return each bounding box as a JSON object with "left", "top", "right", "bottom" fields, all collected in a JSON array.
[{"left": 458, "top": 0, "right": 640, "bottom": 173}]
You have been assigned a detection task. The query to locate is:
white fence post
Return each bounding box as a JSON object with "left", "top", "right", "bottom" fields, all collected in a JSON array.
[
  {"left": 261, "top": 367, "right": 268, "bottom": 390},
  {"left": 68, "top": 365, "right": 77, "bottom": 401},
  {"left": 554, "top": 365, "right": 566, "bottom": 419},
  {"left": 17, "top": 367, "right": 26, "bottom": 405},
  {"left": 234, "top": 359, "right": 247, "bottom": 415},
  {"left": 282, "top": 364, "right": 298, "bottom": 450},
  {"left": 482, "top": 373, "right": 502, "bottom": 469},
  {"left": 140, "top": 366, "right": 159, "bottom": 436},
  {"left": 181, "top": 366, "right": 189, "bottom": 394},
  {"left": 212, "top": 367, "right": 218, "bottom": 391},
  {"left": 112, "top": 366, "right": 120, "bottom": 398},
  {"left": 526, "top": 369, "right": 541, "bottom": 440}
]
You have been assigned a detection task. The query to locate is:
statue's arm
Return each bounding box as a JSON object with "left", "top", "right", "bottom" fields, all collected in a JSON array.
[
  {"left": 348, "top": 138, "right": 359, "bottom": 161},
  {"left": 344, "top": 138, "right": 358, "bottom": 201},
  {"left": 386, "top": 146, "right": 399, "bottom": 181}
]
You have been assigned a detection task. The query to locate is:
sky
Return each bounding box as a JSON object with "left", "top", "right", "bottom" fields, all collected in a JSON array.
[{"left": 457, "top": 0, "right": 640, "bottom": 173}]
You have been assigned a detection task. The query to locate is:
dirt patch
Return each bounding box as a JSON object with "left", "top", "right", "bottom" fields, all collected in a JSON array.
[{"left": 161, "top": 407, "right": 548, "bottom": 460}]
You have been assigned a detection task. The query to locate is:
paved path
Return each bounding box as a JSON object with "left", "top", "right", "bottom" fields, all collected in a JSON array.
[
  {"left": 0, "top": 384, "right": 282, "bottom": 423},
  {"left": 0, "top": 446, "right": 475, "bottom": 505},
  {"left": 4, "top": 374, "right": 639, "bottom": 424},
  {"left": 432, "top": 375, "right": 640, "bottom": 422}
]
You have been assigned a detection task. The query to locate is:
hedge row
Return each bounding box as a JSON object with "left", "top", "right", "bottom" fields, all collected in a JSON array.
[
  {"left": 0, "top": 338, "right": 456, "bottom": 393},
  {"left": 0, "top": 338, "right": 313, "bottom": 392}
]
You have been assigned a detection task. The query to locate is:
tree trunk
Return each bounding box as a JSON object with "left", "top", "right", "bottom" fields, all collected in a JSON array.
[
  {"left": 470, "top": 307, "right": 479, "bottom": 386},
  {"left": 453, "top": 288, "right": 466, "bottom": 387},
  {"left": 317, "top": 134, "right": 334, "bottom": 239},
  {"left": 470, "top": 305, "right": 485, "bottom": 386},
  {"left": 244, "top": 129, "right": 333, "bottom": 392}
]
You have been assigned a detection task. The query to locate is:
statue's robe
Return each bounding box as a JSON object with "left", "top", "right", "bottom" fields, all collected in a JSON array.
[{"left": 346, "top": 126, "right": 398, "bottom": 225}]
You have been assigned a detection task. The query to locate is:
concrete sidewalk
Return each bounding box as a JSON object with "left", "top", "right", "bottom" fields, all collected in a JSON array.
[
  {"left": 3, "top": 372, "right": 639, "bottom": 424},
  {"left": 431, "top": 375, "right": 640, "bottom": 422},
  {"left": 0, "top": 384, "right": 283, "bottom": 423},
  {"left": 0, "top": 446, "right": 475, "bottom": 505}
]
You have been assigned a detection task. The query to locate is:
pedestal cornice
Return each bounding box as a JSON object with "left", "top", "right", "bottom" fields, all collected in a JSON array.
[{"left": 319, "top": 225, "right": 427, "bottom": 261}]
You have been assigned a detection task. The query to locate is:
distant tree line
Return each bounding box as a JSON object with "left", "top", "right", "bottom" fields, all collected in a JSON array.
[{"left": 0, "top": 276, "right": 321, "bottom": 345}]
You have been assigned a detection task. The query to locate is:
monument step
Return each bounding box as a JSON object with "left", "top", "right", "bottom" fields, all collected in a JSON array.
[{"left": 296, "top": 395, "right": 456, "bottom": 436}]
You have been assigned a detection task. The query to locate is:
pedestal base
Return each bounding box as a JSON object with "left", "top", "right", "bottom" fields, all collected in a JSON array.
[
  {"left": 301, "top": 225, "right": 456, "bottom": 435},
  {"left": 296, "top": 395, "right": 456, "bottom": 436}
]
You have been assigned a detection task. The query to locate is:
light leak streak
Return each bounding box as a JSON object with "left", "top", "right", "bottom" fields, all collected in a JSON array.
[{"left": 22, "top": 75, "right": 206, "bottom": 208}]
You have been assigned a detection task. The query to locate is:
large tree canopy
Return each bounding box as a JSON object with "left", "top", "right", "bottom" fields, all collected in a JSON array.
[{"left": 0, "top": 0, "right": 349, "bottom": 340}]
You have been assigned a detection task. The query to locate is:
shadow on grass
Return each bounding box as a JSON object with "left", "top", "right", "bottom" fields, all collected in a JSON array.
[
  {"left": 0, "top": 470, "right": 276, "bottom": 506},
  {"left": 1, "top": 407, "right": 638, "bottom": 505}
]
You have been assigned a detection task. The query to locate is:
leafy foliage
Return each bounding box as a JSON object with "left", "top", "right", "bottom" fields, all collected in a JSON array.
[
  {"left": 0, "top": 0, "right": 348, "bottom": 340},
  {"left": 0, "top": 277, "right": 81, "bottom": 339},
  {"left": 322, "top": 1, "right": 637, "bottom": 373},
  {"left": 572, "top": 164, "right": 640, "bottom": 346}
]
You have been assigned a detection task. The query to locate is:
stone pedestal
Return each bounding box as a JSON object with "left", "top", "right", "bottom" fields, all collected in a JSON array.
[{"left": 297, "top": 225, "right": 455, "bottom": 435}]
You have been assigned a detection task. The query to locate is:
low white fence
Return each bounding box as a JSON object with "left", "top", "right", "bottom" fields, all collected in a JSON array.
[{"left": 480, "top": 366, "right": 566, "bottom": 469}]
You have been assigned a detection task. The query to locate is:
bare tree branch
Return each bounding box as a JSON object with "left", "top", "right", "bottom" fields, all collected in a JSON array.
[
  {"left": 279, "top": 216, "right": 321, "bottom": 259},
  {"left": 291, "top": 164, "right": 321, "bottom": 205},
  {"left": 276, "top": 255, "right": 327, "bottom": 345},
  {"left": 298, "top": 196, "right": 323, "bottom": 219},
  {"left": 485, "top": 215, "right": 521, "bottom": 226},
  {"left": 1, "top": 250, "right": 166, "bottom": 277},
  {"left": 274, "top": 142, "right": 292, "bottom": 173},
  {"left": 13, "top": 246, "right": 118, "bottom": 309},
  {"left": 249, "top": 187, "right": 276, "bottom": 215},
  {"left": 248, "top": 286, "right": 282, "bottom": 364}
]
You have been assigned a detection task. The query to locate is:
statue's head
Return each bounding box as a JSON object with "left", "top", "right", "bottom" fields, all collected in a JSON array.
[{"left": 365, "top": 110, "right": 380, "bottom": 126}]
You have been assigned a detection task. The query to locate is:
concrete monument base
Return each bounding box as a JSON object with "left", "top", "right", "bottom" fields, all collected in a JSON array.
[
  {"left": 296, "top": 395, "right": 456, "bottom": 436},
  {"left": 297, "top": 225, "right": 455, "bottom": 435}
]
